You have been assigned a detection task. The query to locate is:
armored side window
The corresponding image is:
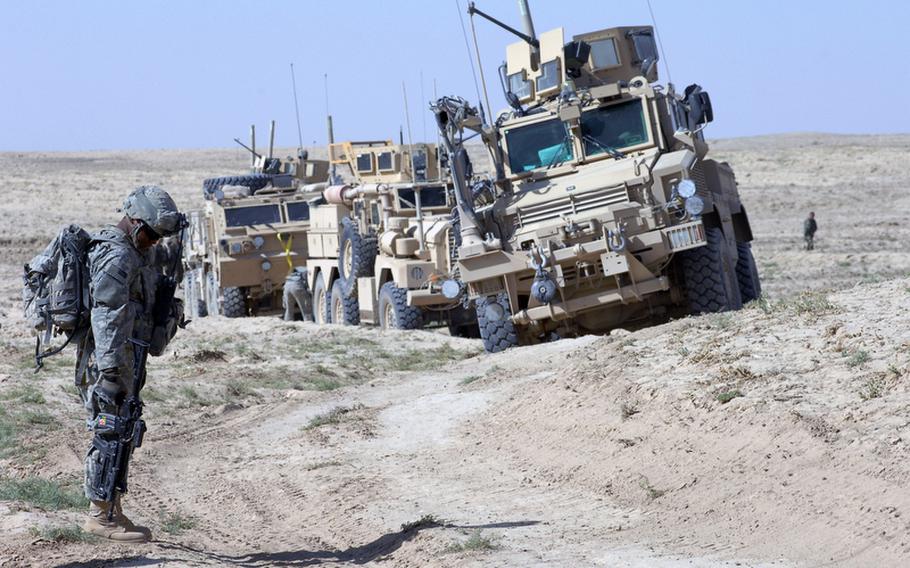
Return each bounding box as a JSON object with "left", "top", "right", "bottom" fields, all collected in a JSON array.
[
  {"left": 536, "top": 59, "right": 560, "bottom": 93},
  {"left": 589, "top": 38, "right": 620, "bottom": 69},
  {"left": 508, "top": 70, "right": 532, "bottom": 100},
  {"left": 628, "top": 30, "right": 658, "bottom": 71},
  {"left": 356, "top": 153, "right": 374, "bottom": 173},
  {"left": 286, "top": 201, "right": 310, "bottom": 221},
  {"left": 377, "top": 151, "right": 394, "bottom": 172}
]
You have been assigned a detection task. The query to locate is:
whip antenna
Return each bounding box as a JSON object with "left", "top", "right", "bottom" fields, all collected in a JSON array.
[
  {"left": 455, "top": 0, "right": 486, "bottom": 124},
  {"left": 646, "top": 0, "right": 672, "bottom": 85},
  {"left": 290, "top": 63, "right": 304, "bottom": 152}
]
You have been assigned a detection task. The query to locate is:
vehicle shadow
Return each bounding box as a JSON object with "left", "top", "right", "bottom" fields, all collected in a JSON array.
[{"left": 153, "top": 518, "right": 539, "bottom": 566}]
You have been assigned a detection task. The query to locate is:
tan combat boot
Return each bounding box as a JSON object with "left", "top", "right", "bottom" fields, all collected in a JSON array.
[{"left": 83, "top": 498, "right": 152, "bottom": 543}]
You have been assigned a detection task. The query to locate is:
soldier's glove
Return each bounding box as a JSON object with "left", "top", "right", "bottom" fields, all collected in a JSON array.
[{"left": 95, "top": 368, "right": 123, "bottom": 408}]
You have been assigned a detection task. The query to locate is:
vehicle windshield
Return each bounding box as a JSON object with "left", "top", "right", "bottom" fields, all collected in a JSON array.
[
  {"left": 224, "top": 205, "right": 282, "bottom": 227},
  {"left": 504, "top": 118, "right": 574, "bottom": 173},
  {"left": 580, "top": 99, "right": 649, "bottom": 157}
]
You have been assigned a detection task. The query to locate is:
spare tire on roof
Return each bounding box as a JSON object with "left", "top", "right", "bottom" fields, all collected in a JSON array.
[{"left": 203, "top": 174, "right": 272, "bottom": 199}]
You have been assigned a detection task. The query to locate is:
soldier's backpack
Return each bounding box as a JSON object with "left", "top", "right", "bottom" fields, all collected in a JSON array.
[{"left": 22, "top": 224, "right": 93, "bottom": 369}]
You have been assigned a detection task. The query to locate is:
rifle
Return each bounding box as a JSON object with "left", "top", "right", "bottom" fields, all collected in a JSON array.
[{"left": 90, "top": 338, "right": 149, "bottom": 518}]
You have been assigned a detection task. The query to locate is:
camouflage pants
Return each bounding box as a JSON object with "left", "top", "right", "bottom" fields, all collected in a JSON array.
[
  {"left": 283, "top": 275, "right": 313, "bottom": 322},
  {"left": 77, "top": 339, "right": 137, "bottom": 501}
]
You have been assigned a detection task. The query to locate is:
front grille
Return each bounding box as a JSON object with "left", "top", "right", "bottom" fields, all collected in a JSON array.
[{"left": 516, "top": 184, "right": 629, "bottom": 227}]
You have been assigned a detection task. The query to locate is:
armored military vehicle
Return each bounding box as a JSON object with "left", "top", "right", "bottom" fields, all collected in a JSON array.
[
  {"left": 304, "top": 140, "right": 478, "bottom": 336},
  {"left": 183, "top": 122, "right": 330, "bottom": 318},
  {"left": 432, "top": 1, "right": 759, "bottom": 352}
]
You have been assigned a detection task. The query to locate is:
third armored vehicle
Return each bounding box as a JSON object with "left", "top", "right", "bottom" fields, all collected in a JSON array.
[
  {"left": 183, "top": 122, "right": 329, "bottom": 317},
  {"left": 433, "top": 3, "right": 759, "bottom": 351}
]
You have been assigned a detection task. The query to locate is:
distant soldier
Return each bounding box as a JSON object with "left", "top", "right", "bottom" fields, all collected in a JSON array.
[
  {"left": 803, "top": 211, "right": 818, "bottom": 250},
  {"left": 283, "top": 266, "right": 313, "bottom": 321}
]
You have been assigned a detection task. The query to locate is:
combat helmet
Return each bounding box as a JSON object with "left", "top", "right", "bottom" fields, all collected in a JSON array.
[{"left": 122, "top": 185, "right": 182, "bottom": 237}]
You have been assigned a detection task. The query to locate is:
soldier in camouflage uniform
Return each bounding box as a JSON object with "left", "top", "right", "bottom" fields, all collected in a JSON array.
[{"left": 77, "top": 186, "right": 183, "bottom": 542}]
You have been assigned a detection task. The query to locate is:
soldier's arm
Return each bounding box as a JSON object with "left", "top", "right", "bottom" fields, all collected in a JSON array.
[{"left": 89, "top": 247, "right": 138, "bottom": 373}]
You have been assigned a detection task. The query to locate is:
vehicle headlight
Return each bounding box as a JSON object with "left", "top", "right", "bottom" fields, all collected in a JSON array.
[
  {"left": 253, "top": 236, "right": 265, "bottom": 249},
  {"left": 261, "top": 261, "right": 272, "bottom": 272},
  {"left": 229, "top": 242, "right": 243, "bottom": 255},
  {"left": 678, "top": 179, "right": 697, "bottom": 198},
  {"left": 441, "top": 279, "right": 462, "bottom": 299},
  {"left": 685, "top": 195, "right": 705, "bottom": 216}
]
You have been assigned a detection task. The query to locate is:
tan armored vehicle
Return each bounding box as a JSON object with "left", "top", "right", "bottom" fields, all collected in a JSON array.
[
  {"left": 433, "top": 2, "right": 759, "bottom": 351},
  {"left": 303, "top": 140, "right": 478, "bottom": 335},
  {"left": 183, "top": 123, "right": 329, "bottom": 318}
]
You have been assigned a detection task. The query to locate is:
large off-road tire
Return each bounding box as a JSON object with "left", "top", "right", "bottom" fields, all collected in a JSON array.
[
  {"left": 735, "top": 241, "right": 762, "bottom": 304},
  {"left": 331, "top": 279, "right": 360, "bottom": 326},
  {"left": 312, "top": 273, "right": 332, "bottom": 324},
  {"left": 203, "top": 174, "right": 271, "bottom": 197},
  {"left": 222, "top": 287, "right": 246, "bottom": 318},
  {"left": 676, "top": 227, "right": 743, "bottom": 314},
  {"left": 378, "top": 282, "right": 423, "bottom": 330},
  {"left": 196, "top": 299, "right": 208, "bottom": 318},
  {"left": 475, "top": 293, "right": 519, "bottom": 353},
  {"left": 337, "top": 217, "right": 378, "bottom": 297}
]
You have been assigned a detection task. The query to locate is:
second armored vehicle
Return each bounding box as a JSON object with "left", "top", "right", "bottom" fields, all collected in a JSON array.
[{"left": 304, "top": 140, "right": 478, "bottom": 336}]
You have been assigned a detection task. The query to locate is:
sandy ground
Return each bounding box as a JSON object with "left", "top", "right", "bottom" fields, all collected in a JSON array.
[{"left": 0, "top": 133, "right": 909, "bottom": 567}]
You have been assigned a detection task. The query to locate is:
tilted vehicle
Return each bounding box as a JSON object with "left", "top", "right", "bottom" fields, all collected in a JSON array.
[
  {"left": 432, "top": 2, "right": 760, "bottom": 352},
  {"left": 183, "top": 123, "right": 330, "bottom": 317},
  {"left": 304, "top": 140, "right": 478, "bottom": 335}
]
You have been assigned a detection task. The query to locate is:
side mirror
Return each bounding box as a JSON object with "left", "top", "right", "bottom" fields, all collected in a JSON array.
[
  {"left": 563, "top": 41, "right": 591, "bottom": 79},
  {"left": 683, "top": 84, "right": 713, "bottom": 131}
]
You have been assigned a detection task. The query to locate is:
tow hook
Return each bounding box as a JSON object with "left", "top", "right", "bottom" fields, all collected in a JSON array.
[{"left": 529, "top": 245, "right": 558, "bottom": 304}]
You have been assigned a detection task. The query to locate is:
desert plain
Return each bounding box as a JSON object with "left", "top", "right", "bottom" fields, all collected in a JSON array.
[{"left": 1, "top": 133, "right": 910, "bottom": 566}]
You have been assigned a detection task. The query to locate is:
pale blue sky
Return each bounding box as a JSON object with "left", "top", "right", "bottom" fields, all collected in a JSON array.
[{"left": 1, "top": 0, "right": 907, "bottom": 151}]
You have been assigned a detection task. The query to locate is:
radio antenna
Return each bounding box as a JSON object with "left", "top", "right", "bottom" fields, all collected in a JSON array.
[
  {"left": 646, "top": 0, "right": 673, "bottom": 85},
  {"left": 290, "top": 63, "right": 304, "bottom": 152},
  {"left": 455, "top": 0, "right": 485, "bottom": 123}
]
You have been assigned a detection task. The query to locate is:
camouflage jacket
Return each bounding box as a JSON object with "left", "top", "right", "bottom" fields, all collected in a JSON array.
[{"left": 86, "top": 227, "right": 147, "bottom": 373}]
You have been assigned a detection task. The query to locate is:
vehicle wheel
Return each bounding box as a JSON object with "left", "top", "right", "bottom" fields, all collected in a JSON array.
[
  {"left": 378, "top": 282, "right": 423, "bottom": 330},
  {"left": 222, "top": 287, "right": 246, "bottom": 318},
  {"left": 735, "top": 241, "right": 762, "bottom": 304},
  {"left": 475, "top": 293, "right": 519, "bottom": 353},
  {"left": 331, "top": 279, "right": 360, "bottom": 325},
  {"left": 675, "top": 227, "right": 743, "bottom": 314},
  {"left": 312, "top": 273, "right": 332, "bottom": 324},
  {"left": 337, "top": 217, "right": 378, "bottom": 297},
  {"left": 196, "top": 299, "right": 208, "bottom": 318},
  {"left": 203, "top": 174, "right": 271, "bottom": 198}
]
